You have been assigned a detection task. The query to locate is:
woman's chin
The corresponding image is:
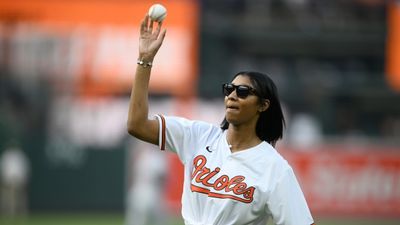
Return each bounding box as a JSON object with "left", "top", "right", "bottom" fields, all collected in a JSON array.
[{"left": 225, "top": 115, "right": 238, "bottom": 126}]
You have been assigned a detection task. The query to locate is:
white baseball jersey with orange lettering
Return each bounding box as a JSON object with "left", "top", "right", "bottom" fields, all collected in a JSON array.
[{"left": 155, "top": 115, "right": 315, "bottom": 225}]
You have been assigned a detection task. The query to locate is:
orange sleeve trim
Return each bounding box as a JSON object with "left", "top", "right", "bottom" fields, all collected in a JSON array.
[{"left": 158, "top": 114, "right": 166, "bottom": 151}]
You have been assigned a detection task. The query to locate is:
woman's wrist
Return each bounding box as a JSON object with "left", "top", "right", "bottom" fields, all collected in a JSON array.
[
  {"left": 137, "top": 59, "right": 153, "bottom": 68},
  {"left": 138, "top": 53, "right": 155, "bottom": 62},
  {"left": 136, "top": 54, "right": 154, "bottom": 68}
]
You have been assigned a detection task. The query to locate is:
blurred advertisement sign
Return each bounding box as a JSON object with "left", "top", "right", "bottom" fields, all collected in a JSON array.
[
  {"left": 43, "top": 96, "right": 130, "bottom": 169},
  {"left": 0, "top": 0, "right": 199, "bottom": 96},
  {"left": 281, "top": 147, "right": 400, "bottom": 216}
]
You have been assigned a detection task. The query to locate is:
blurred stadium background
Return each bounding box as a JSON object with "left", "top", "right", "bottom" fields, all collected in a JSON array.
[{"left": 0, "top": 0, "right": 400, "bottom": 225}]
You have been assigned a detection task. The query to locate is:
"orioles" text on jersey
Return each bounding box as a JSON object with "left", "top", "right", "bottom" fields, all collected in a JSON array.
[{"left": 190, "top": 155, "right": 255, "bottom": 203}]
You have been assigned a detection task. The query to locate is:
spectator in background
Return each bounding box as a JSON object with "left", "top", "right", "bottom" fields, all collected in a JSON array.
[
  {"left": 0, "top": 143, "right": 30, "bottom": 216},
  {"left": 125, "top": 140, "right": 167, "bottom": 225},
  {"left": 287, "top": 113, "right": 322, "bottom": 149}
]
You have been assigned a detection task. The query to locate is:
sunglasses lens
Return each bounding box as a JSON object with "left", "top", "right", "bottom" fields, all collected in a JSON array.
[
  {"left": 223, "top": 84, "right": 234, "bottom": 96},
  {"left": 236, "top": 86, "right": 250, "bottom": 98}
]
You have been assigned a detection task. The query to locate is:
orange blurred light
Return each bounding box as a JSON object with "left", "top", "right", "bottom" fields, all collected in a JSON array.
[{"left": 386, "top": 1, "right": 400, "bottom": 92}]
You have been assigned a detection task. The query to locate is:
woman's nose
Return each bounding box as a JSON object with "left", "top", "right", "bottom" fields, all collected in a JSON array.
[{"left": 227, "top": 90, "right": 238, "bottom": 100}]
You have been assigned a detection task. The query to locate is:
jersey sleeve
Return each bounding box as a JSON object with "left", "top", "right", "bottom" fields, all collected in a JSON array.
[
  {"left": 154, "top": 114, "right": 216, "bottom": 164},
  {"left": 266, "top": 167, "right": 314, "bottom": 225}
]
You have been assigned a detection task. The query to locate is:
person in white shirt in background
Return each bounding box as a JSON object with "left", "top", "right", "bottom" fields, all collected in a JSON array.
[{"left": 0, "top": 144, "right": 30, "bottom": 217}]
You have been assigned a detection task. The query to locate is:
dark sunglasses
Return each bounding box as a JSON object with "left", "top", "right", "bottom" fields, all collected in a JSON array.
[{"left": 222, "top": 83, "right": 258, "bottom": 99}]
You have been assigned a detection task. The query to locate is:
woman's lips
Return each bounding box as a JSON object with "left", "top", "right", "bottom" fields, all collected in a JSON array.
[{"left": 226, "top": 106, "right": 239, "bottom": 112}]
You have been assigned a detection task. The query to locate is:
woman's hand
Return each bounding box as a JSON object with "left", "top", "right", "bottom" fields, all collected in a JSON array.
[{"left": 139, "top": 15, "right": 167, "bottom": 62}]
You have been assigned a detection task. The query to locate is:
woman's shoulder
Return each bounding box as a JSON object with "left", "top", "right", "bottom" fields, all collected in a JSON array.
[
  {"left": 258, "top": 142, "right": 291, "bottom": 170},
  {"left": 256, "top": 143, "right": 294, "bottom": 190},
  {"left": 164, "top": 115, "right": 213, "bottom": 126},
  {"left": 164, "top": 115, "right": 221, "bottom": 135}
]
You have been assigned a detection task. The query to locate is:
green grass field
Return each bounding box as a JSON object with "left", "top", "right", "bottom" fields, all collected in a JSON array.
[{"left": 0, "top": 213, "right": 399, "bottom": 225}]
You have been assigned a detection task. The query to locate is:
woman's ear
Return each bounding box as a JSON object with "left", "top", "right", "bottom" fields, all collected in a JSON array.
[{"left": 259, "top": 99, "right": 270, "bottom": 112}]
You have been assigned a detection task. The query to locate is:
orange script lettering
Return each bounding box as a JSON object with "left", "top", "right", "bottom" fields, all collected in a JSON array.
[{"left": 190, "top": 155, "right": 255, "bottom": 203}]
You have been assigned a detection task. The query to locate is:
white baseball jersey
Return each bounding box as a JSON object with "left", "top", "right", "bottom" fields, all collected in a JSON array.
[{"left": 155, "top": 115, "right": 315, "bottom": 225}]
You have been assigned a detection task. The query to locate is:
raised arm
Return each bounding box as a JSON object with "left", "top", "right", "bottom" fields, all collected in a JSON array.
[{"left": 127, "top": 15, "right": 167, "bottom": 145}]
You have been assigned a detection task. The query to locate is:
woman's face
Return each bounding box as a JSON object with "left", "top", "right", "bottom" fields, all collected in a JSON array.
[{"left": 224, "top": 75, "right": 261, "bottom": 127}]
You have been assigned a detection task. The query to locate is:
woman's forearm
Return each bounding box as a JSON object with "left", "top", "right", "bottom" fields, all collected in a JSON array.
[{"left": 127, "top": 63, "right": 152, "bottom": 136}]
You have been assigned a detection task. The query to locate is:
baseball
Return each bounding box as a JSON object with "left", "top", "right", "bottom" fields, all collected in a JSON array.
[{"left": 148, "top": 4, "right": 167, "bottom": 22}]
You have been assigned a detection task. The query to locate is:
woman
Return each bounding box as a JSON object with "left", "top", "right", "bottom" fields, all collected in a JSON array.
[{"left": 127, "top": 15, "right": 315, "bottom": 225}]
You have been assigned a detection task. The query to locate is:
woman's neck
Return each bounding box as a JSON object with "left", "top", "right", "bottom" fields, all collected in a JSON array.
[{"left": 226, "top": 124, "right": 262, "bottom": 153}]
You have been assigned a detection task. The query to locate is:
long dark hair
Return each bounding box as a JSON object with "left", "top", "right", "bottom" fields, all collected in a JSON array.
[{"left": 220, "top": 71, "right": 285, "bottom": 147}]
